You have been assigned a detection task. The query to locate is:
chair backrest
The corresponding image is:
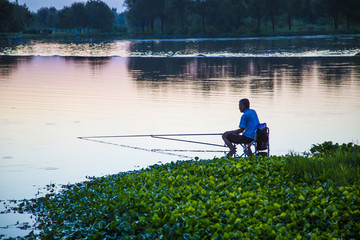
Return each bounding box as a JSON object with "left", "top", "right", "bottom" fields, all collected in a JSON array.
[{"left": 255, "top": 123, "right": 269, "bottom": 151}]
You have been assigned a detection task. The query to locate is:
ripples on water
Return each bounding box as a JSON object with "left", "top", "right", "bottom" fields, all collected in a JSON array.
[{"left": 1, "top": 34, "right": 360, "bottom": 57}]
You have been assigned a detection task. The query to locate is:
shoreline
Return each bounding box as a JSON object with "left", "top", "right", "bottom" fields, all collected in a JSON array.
[{"left": 2, "top": 30, "right": 360, "bottom": 42}]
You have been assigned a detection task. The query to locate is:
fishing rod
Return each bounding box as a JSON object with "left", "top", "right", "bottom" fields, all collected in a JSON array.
[
  {"left": 152, "top": 149, "right": 226, "bottom": 152},
  {"left": 78, "top": 133, "right": 223, "bottom": 139},
  {"left": 151, "top": 135, "right": 226, "bottom": 148}
]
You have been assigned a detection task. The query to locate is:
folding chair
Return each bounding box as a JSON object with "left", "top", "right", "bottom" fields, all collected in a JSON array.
[{"left": 238, "top": 123, "right": 269, "bottom": 158}]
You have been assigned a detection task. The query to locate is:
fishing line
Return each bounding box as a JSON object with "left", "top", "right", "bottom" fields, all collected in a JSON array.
[
  {"left": 78, "top": 132, "right": 227, "bottom": 158},
  {"left": 79, "top": 137, "right": 192, "bottom": 158}
]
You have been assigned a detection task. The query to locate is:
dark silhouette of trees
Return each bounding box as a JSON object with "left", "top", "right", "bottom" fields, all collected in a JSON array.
[
  {"left": 56, "top": 0, "right": 115, "bottom": 32},
  {"left": 248, "top": 0, "right": 265, "bottom": 33},
  {"left": 124, "top": 0, "right": 148, "bottom": 33},
  {"left": 317, "top": 0, "right": 342, "bottom": 30},
  {"left": 37, "top": 7, "right": 58, "bottom": 29},
  {"left": 171, "top": 0, "right": 188, "bottom": 33},
  {"left": 154, "top": 0, "right": 166, "bottom": 34},
  {"left": 71, "top": 2, "right": 87, "bottom": 31},
  {"left": 284, "top": 0, "right": 302, "bottom": 30},
  {"left": 58, "top": 7, "right": 75, "bottom": 31},
  {"left": 0, "top": 0, "right": 117, "bottom": 33},
  {"left": 228, "top": 0, "right": 246, "bottom": 31},
  {"left": 265, "top": 0, "right": 279, "bottom": 32},
  {"left": 86, "top": 0, "right": 114, "bottom": 31},
  {"left": 339, "top": 0, "right": 359, "bottom": 30},
  {"left": 0, "top": 0, "right": 14, "bottom": 32},
  {"left": 0, "top": 0, "right": 32, "bottom": 32},
  {"left": 1, "top": 0, "right": 360, "bottom": 35},
  {"left": 124, "top": 0, "right": 360, "bottom": 35},
  {"left": 193, "top": 0, "right": 207, "bottom": 34}
]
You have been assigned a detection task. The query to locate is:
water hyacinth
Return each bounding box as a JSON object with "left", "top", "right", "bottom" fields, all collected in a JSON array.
[{"left": 11, "top": 142, "right": 360, "bottom": 239}]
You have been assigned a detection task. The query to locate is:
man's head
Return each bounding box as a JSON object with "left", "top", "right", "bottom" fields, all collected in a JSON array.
[{"left": 239, "top": 98, "right": 250, "bottom": 112}]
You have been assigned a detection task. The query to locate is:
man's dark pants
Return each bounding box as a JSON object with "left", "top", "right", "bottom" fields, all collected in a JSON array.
[{"left": 226, "top": 134, "right": 253, "bottom": 144}]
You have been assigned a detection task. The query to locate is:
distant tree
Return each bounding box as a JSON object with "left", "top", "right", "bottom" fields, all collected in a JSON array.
[
  {"left": 37, "top": 7, "right": 50, "bottom": 27},
  {"left": 113, "top": 10, "right": 127, "bottom": 32},
  {"left": 124, "top": 0, "right": 155, "bottom": 33},
  {"left": 145, "top": 0, "right": 157, "bottom": 33},
  {"left": 192, "top": 0, "right": 207, "bottom": 34},
  {"left": 205, "top": 0, "right": 225, "bottom": 33},
  {"left": 46, "top": 7, "right": 59, "bottom": 28},
  {"left": 0, "top": 0, "right": 14, "bottom": 32},
  {"left": 57, "top": 7, "right": 75, "bottom": 30},
  {"left": 8, "top": 3, "right": 33, "bottom": 32},
  {"left": 340, "top": 0, "right": 359, "bottom": 29},
  {"left": 86, "top": 0, "right": 115, "bottom": 32},
  {"left": 124, "top": 0, "right": 142, "bottom": 32},
  {"left": 265, "top": 0, "right": 279, "bottom": 32},
  {"left": 300, "top": 0, "right": 316, "bottom": 24},
  {"left": 154, "top": 0, "right": 166, "bottom": 34},
  {"left": 114, "top": 10, "right": 126, "bottom": 25},
  {"left": 36, "top": 7, "right": 58, "bottom": 28},
  {"left": 171, "top": 0, "right": 188, "bottom": 33},
  {"left": 71, "top": 2, "right": 87, "bottom": 31},
  {"left": 284, "top": 0, "right": 302, "bottom": 30},
  {"left": 228, "top": 0, "right": 247, "bottom": 31},
  {"left": 248, "top": 0, "right": 265, "bottom": 33},
  {"left": 121, "top": 0, "right": 360, "bottom": 36},
  {"left": 317, "top": 0, "right": 342, "bottom": 30}
]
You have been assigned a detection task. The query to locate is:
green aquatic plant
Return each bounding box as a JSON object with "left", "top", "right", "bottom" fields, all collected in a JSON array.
[
  {"left": 310, "top": 141, "right": 360, "bottom": 158},
  {"left": 11, "top": 142, "right": 360, "bottom": 239},
  {"left": 284, "top": 142, "right": 360, "bottom": 185}
]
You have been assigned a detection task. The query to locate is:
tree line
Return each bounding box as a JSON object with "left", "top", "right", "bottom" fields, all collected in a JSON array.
[
  {"left": 124, "top": 0, "right": 360, "bottom": 35},
  {"left": 0, "top": 0, "right": 125, "bottom": 33},
  {"left": 1, "top": 0, "right": 360, "bottom": 36}
]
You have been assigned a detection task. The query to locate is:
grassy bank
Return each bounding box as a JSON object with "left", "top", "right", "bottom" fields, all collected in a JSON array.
[{"left": 10, "top": 142, "right": 360, "bottom": 239}]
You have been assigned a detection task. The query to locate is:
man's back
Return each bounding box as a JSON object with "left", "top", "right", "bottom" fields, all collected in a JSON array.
[{"left": 240, "top": 108, "right": 260, "bottom": 140}]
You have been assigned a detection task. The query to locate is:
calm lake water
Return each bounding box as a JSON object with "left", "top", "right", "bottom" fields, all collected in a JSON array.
[{"left": 1, "top": 35, "right": 360, "bottom": 237}]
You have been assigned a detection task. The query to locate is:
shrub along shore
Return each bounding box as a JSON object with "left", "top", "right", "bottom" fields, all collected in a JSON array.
[{"left": 10, "top": 142, "right": 360, "bottom": 239}]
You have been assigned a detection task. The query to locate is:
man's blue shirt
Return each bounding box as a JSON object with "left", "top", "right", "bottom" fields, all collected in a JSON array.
[{"left": 239, "top": 108, "right": 260, "bottom": 139}]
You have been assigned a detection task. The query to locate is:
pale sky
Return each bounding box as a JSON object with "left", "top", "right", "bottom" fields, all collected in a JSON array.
[{"left": 16, "top": 0, "right": 126, "bottom": 13}]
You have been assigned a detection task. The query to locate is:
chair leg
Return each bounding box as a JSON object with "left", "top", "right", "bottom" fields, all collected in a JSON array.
[
  {"left": 245, "top": 145, "right": 253, "bottom": 157},
  {"left": 237, "top": 143, "right": 253, "bottom": 158}
]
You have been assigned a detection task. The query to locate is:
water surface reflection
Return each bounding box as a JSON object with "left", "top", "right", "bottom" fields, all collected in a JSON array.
[
  {"left": 1, "top": 54, "right": 359, "bottom": 237},
  {"left": 1, "top": 34, "right": 360, "bottom": 57},
  {"left": 128, "top": 57, "right": 360, "bottom": 94}
]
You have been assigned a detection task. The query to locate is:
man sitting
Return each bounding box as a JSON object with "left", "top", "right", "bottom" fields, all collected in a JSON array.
[{"left": 222, "top": 98, "right": 260, "bottom": 157}]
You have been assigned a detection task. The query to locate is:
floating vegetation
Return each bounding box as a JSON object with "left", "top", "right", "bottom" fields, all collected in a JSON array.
[{"left": 10, "top": 142, "right": 360, "bottom": 239}]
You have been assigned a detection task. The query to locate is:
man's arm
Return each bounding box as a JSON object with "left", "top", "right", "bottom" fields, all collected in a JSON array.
[{"left": 223, "top": 128, "right": 245, "bottom": 137}]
